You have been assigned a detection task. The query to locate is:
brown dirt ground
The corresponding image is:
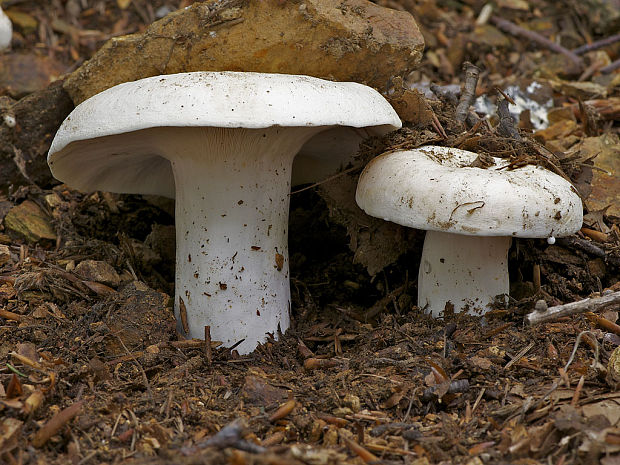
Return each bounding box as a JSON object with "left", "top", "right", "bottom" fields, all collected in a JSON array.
[{"left": 0, "top": 0, "right": 619, "bottom": 464}]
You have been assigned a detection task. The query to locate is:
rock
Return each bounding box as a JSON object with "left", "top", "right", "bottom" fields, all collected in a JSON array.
[
  {"left": 64, "top": 0, "right": 424, "bottom": 104},
  {"left": 3, "top": 200, "right": 56, "bottom": 244},
  {"left": 0, "top": 81, "right": 74, "bottom": 191},
  {"left": 75, "top": 260, "right": 121, "bottom": 287},
  {"left": 0, "top": 54, "right": 67, "bottom": 98}
]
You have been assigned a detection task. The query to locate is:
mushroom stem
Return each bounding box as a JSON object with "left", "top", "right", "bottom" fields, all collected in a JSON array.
[
  {"left": 417, "top": 231, "right": 511, "bottom": 317},
  {"left": 165, "top": 126, "right": 321, "bottom": 354}
]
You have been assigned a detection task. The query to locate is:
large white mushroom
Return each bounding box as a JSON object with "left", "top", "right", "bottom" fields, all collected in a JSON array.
[
  {"left": 0, "top": 7, "right": 11, "bottom": 50},
  {"left": 48, "top": 71, "right": 401, "bottom": 354},
  {"left": 356, "top": 146, "right": 583, "bottom": 317}
]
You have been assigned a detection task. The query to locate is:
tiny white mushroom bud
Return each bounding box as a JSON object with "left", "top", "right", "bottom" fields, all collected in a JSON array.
[
  {"left": 3, "top": 114, "right": 16, "bottom": 128},
  {"left": 547, "top": 236, "right": 555, "bottom": 244}
]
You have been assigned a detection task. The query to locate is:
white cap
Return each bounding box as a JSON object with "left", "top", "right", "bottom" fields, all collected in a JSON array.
[
  {"left": 356, "top": 146, "right": 583, "bottom": 239},
  {"left": 0, "top": 7, "right": 12, "bottom": 50},
  {"left": 48, "top": 71, "right": 401, "bottom": 197}
]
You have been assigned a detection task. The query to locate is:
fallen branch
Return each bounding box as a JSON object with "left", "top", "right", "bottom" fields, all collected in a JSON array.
[
  {"left": 526, "top": 291, "right": 620, "bottom": 325},
  {"left": 601, "top": 57, "right": 620, "bottom": 74},
  {"left": 572, "top": 33, "right": 620, "bottom": 55},
  {"left": 491, "top": 16, "right": 582, "bottom": 71},
  {"left": 496, "top": 98, "right": 521, "bottom": 141},
  {"left": 557, "top": 237, "right": 620, "bottom": 268},
  {"left": 455, "top": 62, "right": 480, "bottom": 125}
]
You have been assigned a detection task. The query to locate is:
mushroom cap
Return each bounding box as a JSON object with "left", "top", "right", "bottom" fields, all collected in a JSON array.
[
  {"left": 0, "top": 7, "right": 11, "bottom": 50},
  {"left": 48, "top": 71, "right": 401, "bottom": 196},
  {"left": 356, "top": 146, "right": 583, "bottom": 238}
]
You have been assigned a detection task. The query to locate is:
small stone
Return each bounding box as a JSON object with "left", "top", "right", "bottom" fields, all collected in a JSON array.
[
  {"left": 64, "top": 0, "right": 424, "bottom": 104},
  {"left": 75, "top": 260, "right": 120, "bottom": 287},
  {"left": 146, "top": 344, "right": 160, "bottom": 354},
  {"left": 3, "top": 200, "right": 56, "bottom": 244}
]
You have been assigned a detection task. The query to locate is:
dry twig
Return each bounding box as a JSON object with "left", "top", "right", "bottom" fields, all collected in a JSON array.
[
  {"left": 455, "top": 62, "right": 480, "bottom": 125},
  {"left": 491, "top": 16, "right": 583, "bottom": 70},
  {"left": 573, "top": 33, "right": 620, "bottom": 54},
  {"left": 527, "top": 291, "right": 620, "bottom": 325}
]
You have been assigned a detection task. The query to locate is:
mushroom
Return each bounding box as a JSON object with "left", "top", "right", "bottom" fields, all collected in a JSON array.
[
  {"left": 48, "top": 71, "right": 401, "bottom": 353},
  {"left": 0, "top": 7, "right": 11, "bottom": 50},
  {"left": 355, "top": 146, "right": 583, "bottom": 317}
]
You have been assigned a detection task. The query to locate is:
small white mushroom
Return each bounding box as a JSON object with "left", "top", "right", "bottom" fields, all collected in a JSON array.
[
  {"left": 48, "top": 71, "right": 401, "bottom": 354},
  {"left": 0, "top": 7, "right": 12, "bottom": 50},
  {"left": 356, "top": 146, "right": 583, "bottom": 317},
  {"left": 3, "top": 114, "right": 16, "bottom": 128}
]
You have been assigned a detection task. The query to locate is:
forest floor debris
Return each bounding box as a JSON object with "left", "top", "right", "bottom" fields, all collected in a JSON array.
[{"left": 0, "top": 0, "right": 619, "bottom": 464}]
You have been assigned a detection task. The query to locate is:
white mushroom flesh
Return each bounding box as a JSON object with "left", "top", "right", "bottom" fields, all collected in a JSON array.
[
  {"left": 0, "top": 7, "right": 11, "bottom": 50},
  {"left": 418, "top": 231, "right": 510, "bottom": 316},
  {"left": 163, "top": 126, "right": 318, "bottom": 353}
]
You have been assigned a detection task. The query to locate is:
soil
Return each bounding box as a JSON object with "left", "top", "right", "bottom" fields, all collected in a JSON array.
[{"left": 0, "top": 1, "right": 619, "bottom": 464}]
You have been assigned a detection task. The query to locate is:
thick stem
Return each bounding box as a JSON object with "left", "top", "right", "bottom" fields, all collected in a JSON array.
[
  {"left": 160, "top": 127, "right": 319, "bottom": 354},
  {"left": 417, "top": 231, "right": 511, "bottom": 317}
]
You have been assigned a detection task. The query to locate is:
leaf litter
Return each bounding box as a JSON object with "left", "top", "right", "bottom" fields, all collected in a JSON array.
[{"left": 0, "top": 0, "right": 619, "bottom": 464}]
